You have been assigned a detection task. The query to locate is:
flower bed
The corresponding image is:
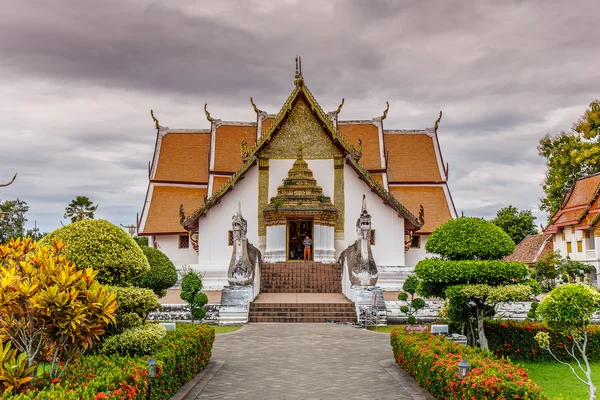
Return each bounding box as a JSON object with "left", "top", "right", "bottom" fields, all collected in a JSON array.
[
  {"left": 485, "top": 320, "right": 600, "bottom": 362},
  {"left": 4, "top": 324, "right": 215, "bottom": 400},
  {"left": 390, "top": 327, "right": 547, "bottom": 399}
]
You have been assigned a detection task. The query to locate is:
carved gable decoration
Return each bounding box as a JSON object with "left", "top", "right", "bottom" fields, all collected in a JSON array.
[{"left": 260, "top": 97, "right": 341, "bottom": 159}]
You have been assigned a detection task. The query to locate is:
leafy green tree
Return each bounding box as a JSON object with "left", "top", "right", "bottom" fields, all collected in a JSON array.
[
  {"left": 138, "top": 246, "right": 178, "bottom": 298},
  {"left": 180, "top": 269, "right": 208, "bottom": 323},
  {"left": 133, "top": 236, "right": 149, "bottom": 247},
  {"left": 539, "top": 100, "right": 600, "bottom": 215},
  {"left": 397, "top": 275, "right": 426, "bottom": 324},
  {"left": 0, "top": 198, "right": 29, "bottom": 244},
  {"left": 416, "top": 217, "right": 539, "bottom": 350},
  {"left": 491, "top": 205, "right": 538, "bottom": 245},
  {"left": 64, "top": 196, "right": 98, "bottom": 223},
  {"left": 535, "top": 284, "right": 600, "bottom": 400},
  {"left": 533, "top": 252, "right": 561, "bottom": 291}
]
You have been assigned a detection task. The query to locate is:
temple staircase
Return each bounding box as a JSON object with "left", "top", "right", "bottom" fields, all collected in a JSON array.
[{"left": 249, "top": 262, "right": 356, "bottom": 323}]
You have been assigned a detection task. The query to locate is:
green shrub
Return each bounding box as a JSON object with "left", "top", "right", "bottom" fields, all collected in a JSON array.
[
  {"left": 390, "top": 327, "right": 547, "bottom": 399},
  {"left": 134, "top": 236, "right": 149, "bottom": 247},
  {"left": 486, "top": 319, "right": 600, "bottom": 362},
  {"left": 138, "top": 246, "right": 178, "bottom": 298},
  {"left": 102, "top": 324, "right": 166, "bottom": 356},
  {"left": 39, "top": 219, "right": 150, "bottom": 285},
  {"left": 415, "top": 259, "right": 531, "bottom": 297},
  {"left": 180, "top": 269, "right": 208, "bottom": 322},
  {"left": 5, "top": 324, "right": 216, "bottom": 400},
  {"left": 110, "top": 286, "right": 160, "bottom": 322},
  {"left": 119, "top": 312, "right": 143, "bottom": 330},
  {"left": 425, "top": 217, "right": 515, "bottom": 260}
]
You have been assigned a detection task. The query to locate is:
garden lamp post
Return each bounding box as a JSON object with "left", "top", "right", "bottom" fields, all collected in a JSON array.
[
  {"left": 458, "top": 359, "right": 470, "bottom": 380},
  {"left": 146, "top": 357, "right": 157, "bottom": 400},
  {"left": 120, "top": 223, "right": 137, "bottom": 237}
]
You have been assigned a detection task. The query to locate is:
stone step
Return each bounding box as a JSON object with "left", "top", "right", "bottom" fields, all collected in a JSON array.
[
  {"left": 250, "top": 307, "right": 355, "bottom": 312},
  {"left": 250, "top": 311, "right": 356, "bottom": 317},
  {"left": 248, "top": 316, "right": 356, "bottom": 323}
]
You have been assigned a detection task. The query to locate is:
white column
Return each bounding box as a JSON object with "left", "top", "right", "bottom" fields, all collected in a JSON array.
[
  {"left": 265, "top": 225, "right": 286, "bottom": 263},
  {"left": 313, "top": 224, "right": 322, "bottom": 262}
]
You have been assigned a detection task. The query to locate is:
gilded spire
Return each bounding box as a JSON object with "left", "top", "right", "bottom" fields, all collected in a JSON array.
[
  {"left": 150, "top": 109, "right": 159, "bottom": 129},
  {"left": 296, "top": 142, "right": 303, "bottom": 159},
  {"left": 250, "top": 97, "right": 264, "bottom": 114},
  {"left": 434, "top": 110, "right": 443, "bottom": 133},
  {"left": 380, "top": 101, "right": 390, "bottom": 120},
  {"left": 204, "top": 103, "right": 214, "bottom": 122},
  {"left": 294, "top": 56, "right": 303, "bottom": 85}
]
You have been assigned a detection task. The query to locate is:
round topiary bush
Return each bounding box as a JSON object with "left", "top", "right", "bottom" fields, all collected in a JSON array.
[
  {"left": 425, "top": 217, "right": 515, "bottom": 260},
  {"left": 101, "top": 324, "right": 167, "bottom": 356},
  {"left": 39, "top": 219, "right": 150, "bottom": 285},
  {"left": 139, "top": 246, "right": 178, "bottom": 298}
]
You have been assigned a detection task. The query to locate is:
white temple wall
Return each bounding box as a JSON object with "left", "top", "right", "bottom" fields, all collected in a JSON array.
[
  {"left": 196, "top": 167, "right": 259, "bottom": 278},
  {"left": 153, "top": 235, "right": 199, "bottom": 268},
  {"left": 405, "top": 234, "right": 429, "bottom": 267},
  {"left": 341, "top": 163, "right": 405, "bottom": 266},
  {"left": 268, "top": 159, "right": 334, "bottom": 199}
]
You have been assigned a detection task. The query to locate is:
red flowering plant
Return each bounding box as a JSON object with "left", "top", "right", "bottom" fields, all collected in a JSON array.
[{"left": 390, "top": 327, "right": 548, "bottom": 399}]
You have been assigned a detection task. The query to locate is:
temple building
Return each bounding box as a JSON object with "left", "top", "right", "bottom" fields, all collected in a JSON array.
[
  {"left": 137, "top": 63, "right": 456, "bottom": 297},
  {"left": 543, "top": 172, "right": 600, "bottom": 286}
]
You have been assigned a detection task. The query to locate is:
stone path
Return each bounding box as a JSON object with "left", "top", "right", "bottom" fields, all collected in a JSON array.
[{"left": 173, "top": 324, "right": 433, "bottom": 400}]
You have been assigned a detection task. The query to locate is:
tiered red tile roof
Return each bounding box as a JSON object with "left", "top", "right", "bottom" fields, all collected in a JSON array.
[
  {"left": 544, "top": 172, "right": 600, "bottom": 234},
  {"left": 138, "top": 71, "right": 456, "bottom": 236},
  {"left": 504, "top": 234, "right": 553, "bottom": 265}
]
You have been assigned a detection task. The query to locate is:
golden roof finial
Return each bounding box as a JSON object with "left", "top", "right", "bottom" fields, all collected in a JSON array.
[
  {"left": 380, "top": 101, "right": 390, "bottom": 120},
  {"left": 335, "top": 98, "right": 345, "bottom": 115},
  {"left": 250, "top": 97, "right": 264, "bottom": 114},
  {"left": 204, "top": 103, "right": 214, "bottom": 122},
  {"left": 434, "top": 110, "right": 443, "bottom": 133},
  {"left": 296, "top": 142, "right": 303, "bottom": 159},
  {"left": 150, "top": 109, "right": 159, "bottom": 129}
]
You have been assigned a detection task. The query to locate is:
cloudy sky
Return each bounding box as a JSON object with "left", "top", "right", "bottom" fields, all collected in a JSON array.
[{"left": 1, "top": 0, "right": 599, "bottom": 234}]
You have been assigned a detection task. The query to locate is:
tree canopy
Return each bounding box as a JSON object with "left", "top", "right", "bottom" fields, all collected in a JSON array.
[
  {"left": 0, "top": 198, "right": 29, "bottom": 244},
  {"left": 425, "top": 217, "right": 515, "bottom": 260},
  {"left": 491, "top": 205, "right": 538, "bottom": 245},
  {"left": 64, "top": 196, "right": 98, "bottom": 223},
  {"left": 539, "top": 100, "right": 600, "bottom": 216}
]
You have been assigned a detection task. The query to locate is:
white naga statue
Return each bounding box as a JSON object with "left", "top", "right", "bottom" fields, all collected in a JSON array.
[
  {"left": 338, "top": 195, "right": 378, "bottom": 286},
  {"left": 228, "top": 202, "right": 261, "bottom": 286}
]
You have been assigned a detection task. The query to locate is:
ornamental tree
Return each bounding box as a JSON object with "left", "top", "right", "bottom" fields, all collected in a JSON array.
[
  {"left": 535, "top": 284, "right": 600, "bottom": 400},
  {"left": 0, "top": 238, "right": 117, "bottom": 380},
  {"left": 416, "top": 217, "right": 539, "bottom": 350},
  {"left": 138, "top": 246, "right": 178, "bottom": 298},
  {"left": 39, "top": 219, "right": 150, "bottom": 286},
  {"left": 397, "top": 275, "right": 426, "bottom": 324},
  {"left": 180, "top": 269, "right": 208, "bottom": 323},
  {"left": 490, "top": 205, "right": 537, "bottom": 245}
]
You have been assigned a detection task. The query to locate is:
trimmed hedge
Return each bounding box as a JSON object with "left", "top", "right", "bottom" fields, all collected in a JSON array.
[
  {"left": 4, "top": 324, "right": 215, "bottom": 400},
  {"left": 110, "top": 286, "right": 161, "bottom": 322},
  {"left": 138, "top": 246, "right": 178, "bottom": 298},
  {"left": 425, "top": 217, "right": 515, "bottom": 260},
  {"left": 102, "top": 324, "right": 167, "bottom": 356},
  {"left": 390, "top": 327, "right": 547, "bottom": 399},
  {"left": 486, "top": 319, "right": 600, "bottom": 362},
  {"left": 40, "top": 220, "right": 150, "bottom": 285}
]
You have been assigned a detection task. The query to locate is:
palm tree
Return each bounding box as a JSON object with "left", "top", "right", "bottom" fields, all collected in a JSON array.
[{"left": 64, "top": 196, "right": 99, "bottom": 223}]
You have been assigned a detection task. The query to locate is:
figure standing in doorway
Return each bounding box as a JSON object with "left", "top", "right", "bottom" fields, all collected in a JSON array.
[{"left": 303, "top": 235, "right": 312, "bottom": 261}]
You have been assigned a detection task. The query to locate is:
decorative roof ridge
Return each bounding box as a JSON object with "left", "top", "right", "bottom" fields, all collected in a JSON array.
[
  {"left": 218, "top": 121, "right": 257, "bottom": 127},
  {"left": 338, "top": 120, "right": 377, "bottom": 125},
  {"left": 345, "top": 155, "right": 422, "bottom": 229},
  {"left": 165, "top": 129, "right": 211, "bottom": 134},
  {"left": 182, "top": 156, "right": 258, "bottom": 227},
  {"left": 384, "top": 128, "right": 434, "bottom": 135}
]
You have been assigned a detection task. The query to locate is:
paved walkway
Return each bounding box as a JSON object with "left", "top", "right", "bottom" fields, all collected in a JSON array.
[{"left": 173, "top": 324, "right": 433, "bottom": 400}]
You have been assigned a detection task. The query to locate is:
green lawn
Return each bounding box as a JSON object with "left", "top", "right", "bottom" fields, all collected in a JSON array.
[
  {"left": 520, "top": 361, "right": 600, "bottom": 400},
  {"left": 212, "top": 325, "right": 241, "bottom": 334}
]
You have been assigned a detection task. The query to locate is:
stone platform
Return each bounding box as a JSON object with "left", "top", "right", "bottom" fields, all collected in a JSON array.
[{"left": 249, "top": 292, "right": 355, "bottom": 323}]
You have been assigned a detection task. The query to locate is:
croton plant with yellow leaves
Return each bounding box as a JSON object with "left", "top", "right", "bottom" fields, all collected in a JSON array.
[{"left": 0, "top": 237, "right": 118, "bottom": 393}]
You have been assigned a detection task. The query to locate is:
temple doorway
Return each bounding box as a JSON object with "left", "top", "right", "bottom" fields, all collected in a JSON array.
[{"left": 287, "top": 219, "right": 313, "bottom": 261}]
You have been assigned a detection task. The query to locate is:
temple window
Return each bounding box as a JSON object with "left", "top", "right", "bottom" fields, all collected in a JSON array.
[
  {"left": 179, "top": 235, "right": 189, "bottom": 249},
  {"left": 411, "top": 235, "right": 420, "bottom": 249},
  {"left": 561, "top": 231, "right": 566, "bottom": 241},
  {"left": 577, "top": 240, "right": 583, "bottom": 252},
  {"left": 590, "top": 230, "right": 596, "bottom": 250},
  {"left": 567, "top": 241, "right": 572, "bottom": 253}
]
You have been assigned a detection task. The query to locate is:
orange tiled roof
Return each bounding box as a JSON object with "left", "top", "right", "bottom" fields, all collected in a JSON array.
[
  {"left": 389, "top": 186, "right": 452, "bottom": 233},
  {"left": 154, "top": 133, "right": 210, "bottom": 183},
  {"left": 504, "top": 234, "right": 553, "bottom": 264},
  {"left": 338, "top": 123, "right": 382, "bottom": 170},
  {"left": 384, "top": 133, "right": 443, "bottom": 182},
  {"left": 553, "top": 208, "right": 587, "bottom": 226},
  {"left": 211, "top": 176, "right": 230, "bottom": 195},
  {"left": 213, "top": 125, "right": 257, "bottom": 173},
  {"left": 371, "top": 173, "right": 384, "bottom": 185},
  {"left": 142, "top": 186, "right": 206, "bottom": 234},
  {"left": 563, "top": 173, "right": 600, "bottom": 209}
]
